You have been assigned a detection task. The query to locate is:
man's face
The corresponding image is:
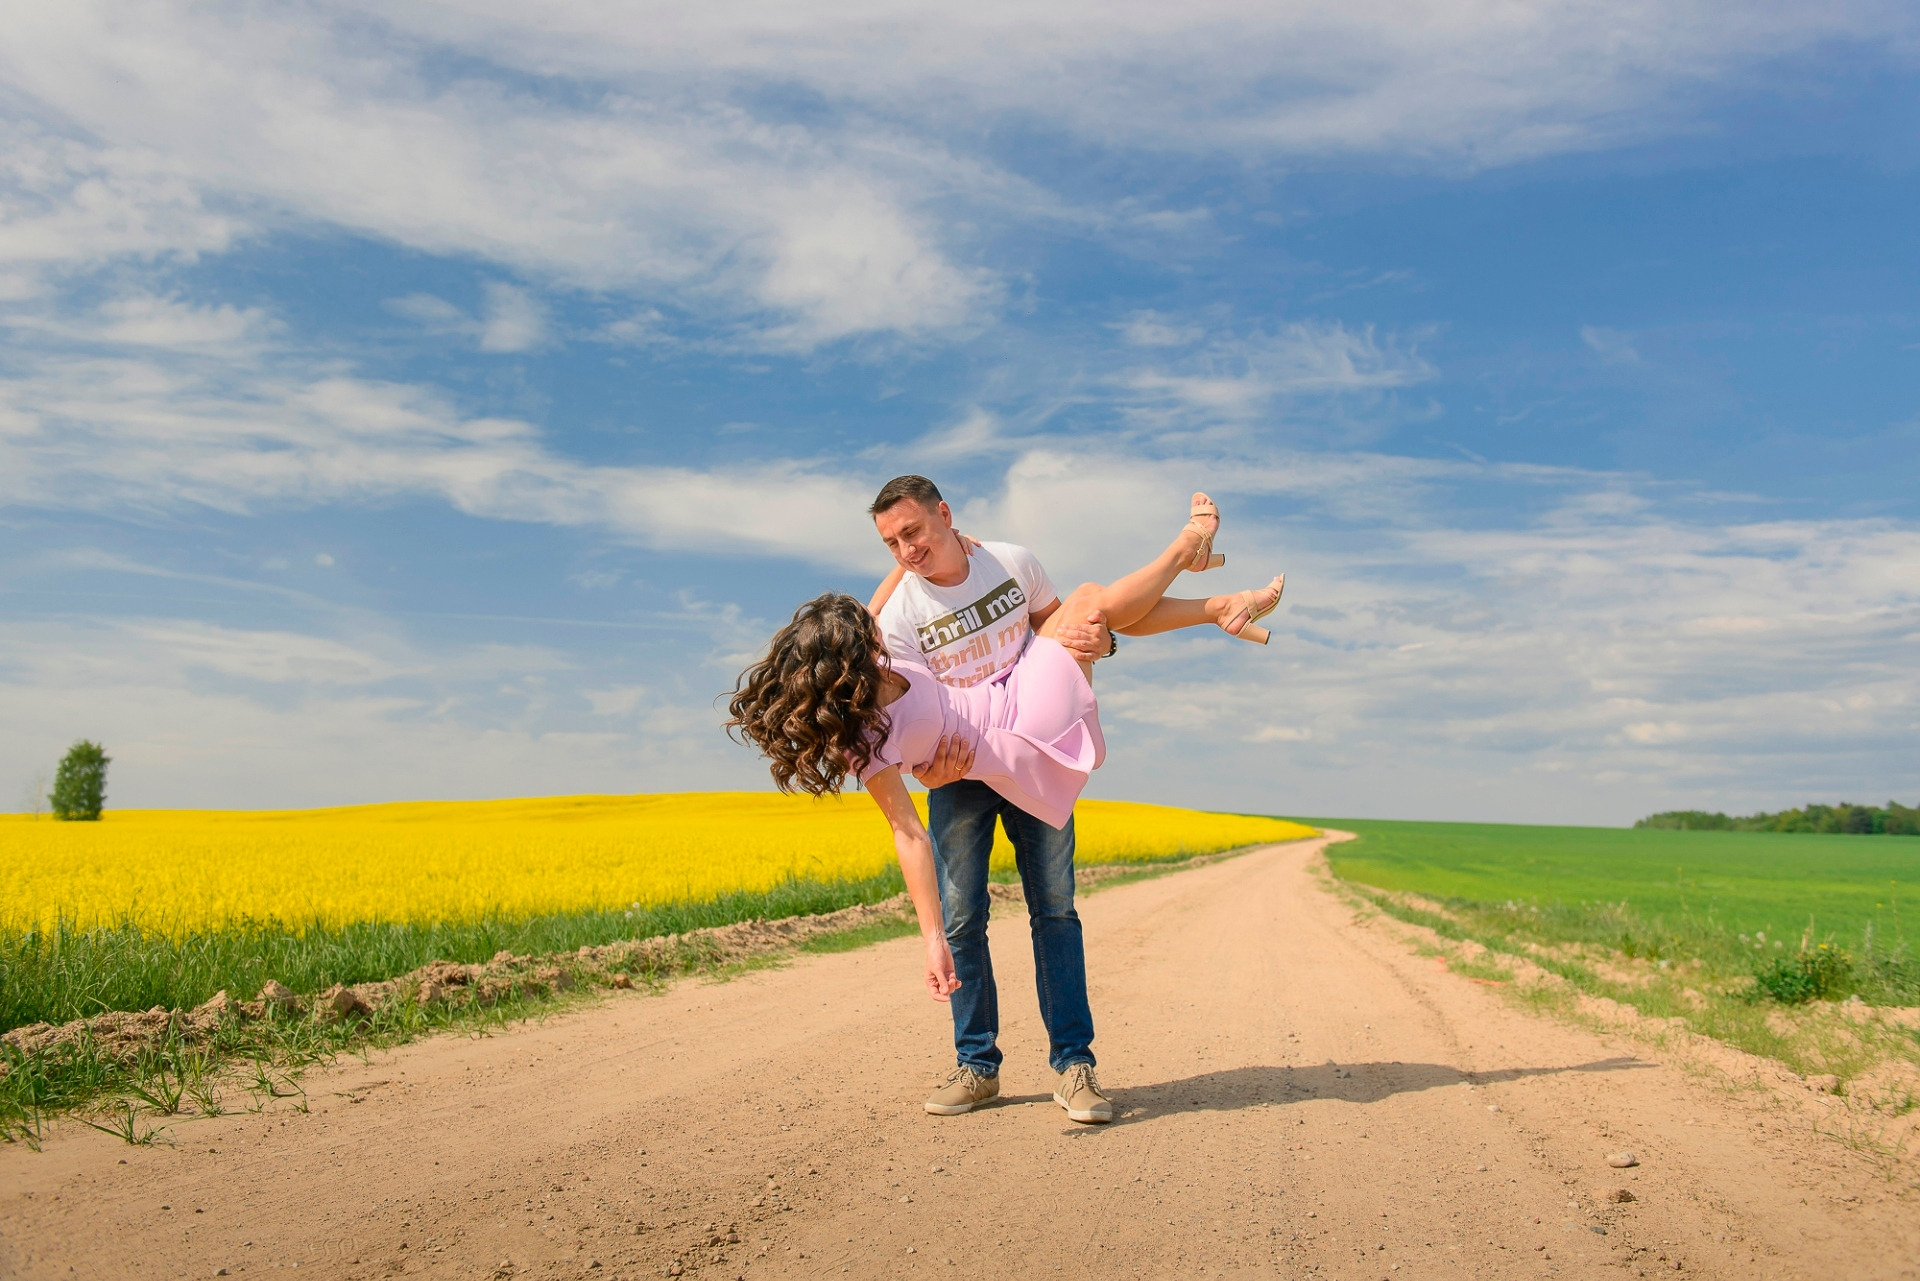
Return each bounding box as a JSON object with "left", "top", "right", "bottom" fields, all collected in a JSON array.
[{"left": 874, "top": 498, "right": 966, "bottom": 583}]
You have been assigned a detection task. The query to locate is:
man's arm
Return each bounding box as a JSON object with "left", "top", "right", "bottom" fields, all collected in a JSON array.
[{"left": 1033, "top": 599, "right": 1111, "bottom": 665}]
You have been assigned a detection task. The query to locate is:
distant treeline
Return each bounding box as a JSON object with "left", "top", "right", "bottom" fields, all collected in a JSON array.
[{"left": 1636, "top": 802, "right": 1920, "bottom": 836}]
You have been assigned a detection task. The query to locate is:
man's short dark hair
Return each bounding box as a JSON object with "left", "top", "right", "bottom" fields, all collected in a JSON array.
[{"left": 869, "top": 475, "right": 943, "bottom": 518}]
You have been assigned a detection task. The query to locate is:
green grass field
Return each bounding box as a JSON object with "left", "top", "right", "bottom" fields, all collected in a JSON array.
[
  {"left": 1309, "top": 818, "right": 1920, "bottom": 1083},
  {"left": 1313, "top": 818, "right": 1917, "bottom": 951}
]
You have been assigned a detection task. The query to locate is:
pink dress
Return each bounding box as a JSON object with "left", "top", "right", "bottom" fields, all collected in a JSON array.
[{"left": 859, "top": 637, "right": 1105, "bottom": 830}]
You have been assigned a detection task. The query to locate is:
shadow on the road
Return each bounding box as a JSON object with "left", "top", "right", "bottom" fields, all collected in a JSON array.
[{"left": 1106, "top": 1057, "right": 1652, "bottom": 1124}]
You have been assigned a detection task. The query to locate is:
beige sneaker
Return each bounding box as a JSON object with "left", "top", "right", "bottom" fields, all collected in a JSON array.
[
  {"left": 924, "top": 1066, "right": 999, "bottom": 1115},
  {"left": 1054, "top": 1063, "right": 1112, "bottom": 1124}
]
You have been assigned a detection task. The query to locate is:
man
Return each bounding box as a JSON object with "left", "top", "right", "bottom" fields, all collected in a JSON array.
[{"left": 865, "top": 474, "right": 1115, "bottom": 1125}]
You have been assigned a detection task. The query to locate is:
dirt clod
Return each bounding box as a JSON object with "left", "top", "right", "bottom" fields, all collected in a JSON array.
[
  {"left": 1607, "top": 1151, "right": 1639, "bottom": 1168},
  {"left": 319, "top": 985, "right": 367, "bottom": 1021}
]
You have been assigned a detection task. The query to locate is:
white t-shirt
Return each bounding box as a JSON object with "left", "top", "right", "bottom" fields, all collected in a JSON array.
[{"left": 876, "top": 542, "right": 1058, "bottom": 688}]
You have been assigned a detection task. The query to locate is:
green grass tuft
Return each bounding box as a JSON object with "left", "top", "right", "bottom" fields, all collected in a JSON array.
[{"left": 1, "top": 871, "right": 908, "bottom": 1033}]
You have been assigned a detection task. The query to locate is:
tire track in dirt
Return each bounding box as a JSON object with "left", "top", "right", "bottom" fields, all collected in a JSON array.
[{"left": 2, "top": 835, "right": 1913, "bottom": 1280}]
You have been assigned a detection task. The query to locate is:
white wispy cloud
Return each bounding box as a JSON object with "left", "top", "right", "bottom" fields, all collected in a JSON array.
[
  {"left": 0, "top": 4, "right": 997, "bottom": 346},
  {"left": 1116, "top": 311, "right": 1205, "bottom": 348},
  {"left": 89, "top": 295, "right": 278, "bottom": 350},
  {"left": 360, "top": 0, "right": 1913, "bottom": 162},
  {"left": 3, "top": 292, "right": 279, "bottom": 353},
  {"left": 0, "top": 124, "right": 243, "bottom": 271},
  {"left": 3, "top": 1, "right": 1909, "bottom": 349},
  {"left": 1581, "top": 325, "right": 1642, "bottom": 365},
  {"left": 1118, "top": 322, "right": 1436, "bottom": 425},
  {"left": 0, "top": 345, "right": 891, "bottom": 569},
  {"left": 0, "top": 614, "right": 756, "bottom": 809},
  {"left": 477, "top": 283, "right": 547, "bottom": 353},
  {"left": 388, "top": 283, "right": 550, "bottom": 353}
]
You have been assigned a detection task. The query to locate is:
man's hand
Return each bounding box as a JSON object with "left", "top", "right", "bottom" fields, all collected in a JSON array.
[
  {"left": 1053, "top": 609, "right": 1111, "bottom": 664},
  {"left": 911, "top": 734, "right": 976, "bottom": 790}
]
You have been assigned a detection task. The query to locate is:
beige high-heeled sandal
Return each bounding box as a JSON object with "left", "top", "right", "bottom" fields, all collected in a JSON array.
[
  {"left": 1219, "top": 574, "right": 1285, "bottom": 645},
  {"left": 1184, "top": 493, "right": 1225, "bottom": 573}
]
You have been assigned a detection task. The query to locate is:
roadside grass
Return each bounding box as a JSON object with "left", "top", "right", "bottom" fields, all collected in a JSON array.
[
  {"left": 1, "top": 978, "right": 591, "bottom": 1152},
  {"left": 1314, "top": 819, "right": 1920, "bottom": 1088},
  {"left": 1315, "top": 818, "right": 1917, "bottom": 977},
  {"left": 2, "top": 840, "right": 1291, "bottom": 1034},
  {"left": 798, "top": 917, "right": 922, "bottom": 955},
  {"left": 3, "top": 841, "right": 1296, "bottom": 1149},
  {"left": 0, "top": 871, "right": 909, "bottom": 1151},
  {"left": 1, "top": 872, "right": 910, "bottom": 1033}
]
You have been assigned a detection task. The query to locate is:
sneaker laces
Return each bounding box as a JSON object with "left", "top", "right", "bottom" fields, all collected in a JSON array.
[
  {"left": 1063, "top": 1062, "right": 1103, "bottom": 1099},
  {"left": 945, "top": 1065, "right": 987, "bottom": 1092}
]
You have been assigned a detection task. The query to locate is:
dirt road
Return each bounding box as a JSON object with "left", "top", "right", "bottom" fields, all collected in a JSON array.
[{"left": 3, "top": 836, "right": 1914, "bottom": 1280}]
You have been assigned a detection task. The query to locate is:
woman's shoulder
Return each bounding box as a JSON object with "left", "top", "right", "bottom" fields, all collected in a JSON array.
[
  {"left": 878, "top": 659, "right": 935, "bottom": 711},
  {"left": 897, "top": 662, "right": 956, "bottom": 727},
  {"left": 890, "top": 656, "right": 936, "bottom": 686}
]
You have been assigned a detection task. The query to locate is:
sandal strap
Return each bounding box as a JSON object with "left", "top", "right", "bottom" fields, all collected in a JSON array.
[
  {"left": 1186, "top": 498, "right": 1220, "bottom": 572},
  {"left": 1224, "top": 582, "right": 1281, "bottom": 633}
]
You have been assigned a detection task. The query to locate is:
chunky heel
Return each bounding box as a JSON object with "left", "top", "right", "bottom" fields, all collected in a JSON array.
[
  {"left": 1184, "top": 494, "right": 1221, "bottom": 573},
  {"left": 1220, "top": 574, "right": 1284, "bottom": 644}
]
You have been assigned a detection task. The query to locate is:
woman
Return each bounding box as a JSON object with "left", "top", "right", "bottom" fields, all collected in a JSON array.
[{"left": 725, "top": 494, "right": 1282, "bottom": 1001}]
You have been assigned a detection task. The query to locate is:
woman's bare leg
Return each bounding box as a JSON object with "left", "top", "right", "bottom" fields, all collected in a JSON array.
[
  {"left": 1070, "top": 495, "right": 1218, "bottom": 633},
  {"left": 1036, "top": 584, "right": 1113, "bottom": 682},
  {"left": 1115, "top": 597, "right": 1212, "bottom": 636},
  {"left": 1117, "top": 583, "right": 1298, "bottom": 635},
  {"left": 1032, "top": 494, "right": 1216, "bottom": 678},
  {"left": 1034, "top": 493, "right": 1286, "bottom": 672}
]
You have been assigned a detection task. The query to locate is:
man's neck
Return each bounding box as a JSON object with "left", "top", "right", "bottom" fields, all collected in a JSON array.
[{"left": 920, "top": 532, "right": 972, "bottom": 588}]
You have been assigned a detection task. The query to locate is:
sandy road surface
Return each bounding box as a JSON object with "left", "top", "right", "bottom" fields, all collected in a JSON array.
[{"left": 4, "top": 835, "right": 1914, "bottom": 1281}]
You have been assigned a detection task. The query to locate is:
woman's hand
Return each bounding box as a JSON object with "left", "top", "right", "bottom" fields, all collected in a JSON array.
[
  {"left": 924, "top": 932, "right": 962, "bottom": 1002},
  {"left": 865, "top": 768, "right": 961, "bottom": 1002}
]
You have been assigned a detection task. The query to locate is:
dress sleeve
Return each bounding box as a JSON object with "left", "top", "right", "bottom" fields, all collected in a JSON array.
[{"left": 858, "top": 707, "right": 905, "bottom": 783}]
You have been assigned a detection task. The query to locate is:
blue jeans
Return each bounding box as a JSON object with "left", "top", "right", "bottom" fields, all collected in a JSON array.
[{"left": 927, "top": 779, "right": 1095, "bottom": 1077}]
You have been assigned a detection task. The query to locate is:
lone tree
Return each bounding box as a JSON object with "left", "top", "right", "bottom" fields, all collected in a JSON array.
[{"left": 50, "top": 740, "right": 110, "bottom": 821}]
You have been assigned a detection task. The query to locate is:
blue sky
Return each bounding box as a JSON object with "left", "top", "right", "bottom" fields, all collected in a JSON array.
[{"left": 3, "top": 1, "right": 1917, "bottom": 823}]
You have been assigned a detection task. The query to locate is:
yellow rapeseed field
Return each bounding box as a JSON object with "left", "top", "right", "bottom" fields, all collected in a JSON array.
[{"left": 0, "top": 793, "right": 1313, "bottom": 937}]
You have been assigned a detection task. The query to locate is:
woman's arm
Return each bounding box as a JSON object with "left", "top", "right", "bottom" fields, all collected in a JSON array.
[
  {"left": 865, "top": 766, "right": 961, "bottom": 1001},
  {"left": 867, "top": 563, "right": 908, "bottom": 617}
]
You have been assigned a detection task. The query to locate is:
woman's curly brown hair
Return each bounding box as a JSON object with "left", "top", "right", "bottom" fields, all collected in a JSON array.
[{"left": 725, "top": 592, "right": 894, "bottom": 796}]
